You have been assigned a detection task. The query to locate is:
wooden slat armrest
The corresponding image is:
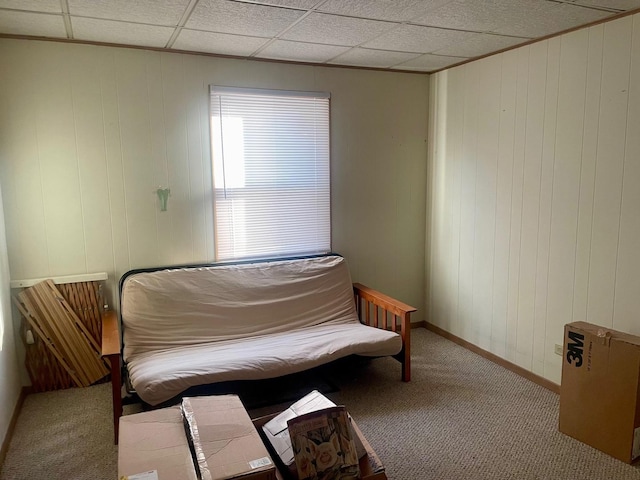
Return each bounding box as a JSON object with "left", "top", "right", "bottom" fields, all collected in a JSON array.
[
  {"left": 101, "top": 309, "right": 122, "bottom": 444},
  {"left": 101, "top": 310, "right": 121, "bottom": 357},
  {"left": 353, "top": 283, "right": 417, "bottom": 316},
  {"left": 353, "top": 283, "right": 415, "bottom": 382}
]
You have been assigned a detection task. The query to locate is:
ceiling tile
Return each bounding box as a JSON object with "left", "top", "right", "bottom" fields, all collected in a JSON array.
[
  {"left": 235, "top": 0, "right": 319, "bottom": 9},
  {"left": 493, "top": 2, "right": 611, "bottom": 38},
  {"left": 412, "top": 0, "right": 540, "bottom": 33},
  {"left": 186, "top": 0, "right": 304, "bottom": 37},
  {"left": 0, "top": 10, "right": 66, "bottom": 37},
  {"left": 0, "top": 0, "right": 60, "bottom": 13},
  {"left": 433, "top": 32, "right": 526, "bottom": 57},
  {"left": 68, "top": 0, "right": 190, "bottom": 26},
  {"left": 363, "top": 24, "right": 477, "bottom": 54},
  {"left": 256, "top": 40, "right": 350, "bottom": 62},
  {"left": 280, "top": 12, "right": 394, "bottom": 46},
  {"left": 318, "top": 0, "right": 451, "bottom": 22},
  {"left": 328, "top": 47, "right": 420, "bottom": 68},
  {"left": 173, "top": 29, "right": 269, "bottom": 56},
  {"left": 573, "top": 0, "right": 640, "bottom": 10},
  {"left": 393, "top": 53, "right": 467, "bottom": 71},
  {"left": 71, "top": 17, "right": 174, "bottom": 47}
]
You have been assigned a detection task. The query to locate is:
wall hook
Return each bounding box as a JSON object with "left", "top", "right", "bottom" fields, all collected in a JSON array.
[{"left": 156, "top": 187, "right": 170, "bottom": 211}]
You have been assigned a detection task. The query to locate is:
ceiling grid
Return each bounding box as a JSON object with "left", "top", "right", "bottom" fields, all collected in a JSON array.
[{"left": 0, "top": 0, "right": 639, "bottom": 72}]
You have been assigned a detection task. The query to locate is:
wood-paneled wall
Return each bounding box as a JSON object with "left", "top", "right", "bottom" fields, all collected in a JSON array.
[
  {"left": 427, "top": 14, "right": 640, "bottom": 384},
  {"left": 0, "top": 183, "right": 21, "bottom": 452},
  {"left": 0, "top": 39, "right": 428, "bottom": 323}
]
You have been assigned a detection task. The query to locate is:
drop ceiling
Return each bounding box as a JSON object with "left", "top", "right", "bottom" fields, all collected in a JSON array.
[{"left": 1, "top": 0, "right": 639, "bottom": 73}]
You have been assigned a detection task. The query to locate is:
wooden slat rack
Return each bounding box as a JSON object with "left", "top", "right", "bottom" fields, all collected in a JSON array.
[{"left": 11, "top": 272, "right": 109, "bottom": 392}]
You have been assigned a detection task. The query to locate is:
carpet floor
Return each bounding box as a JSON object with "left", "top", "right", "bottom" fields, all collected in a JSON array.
[{"left": 2, "top": 328, "right": 640, "bottom": 480}]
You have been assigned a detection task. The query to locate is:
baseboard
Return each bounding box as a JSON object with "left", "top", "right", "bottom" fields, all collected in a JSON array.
[
  {"left": 423, "top": 322, "right": 560, "bottom": 394},
  {"left": 0, "top": 386, "right": 31, "bottom": 468}
]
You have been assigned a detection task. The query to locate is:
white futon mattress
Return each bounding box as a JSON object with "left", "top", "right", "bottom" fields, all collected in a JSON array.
[{"left": 121, "top": 255, "right": 402, "bottom": 406}]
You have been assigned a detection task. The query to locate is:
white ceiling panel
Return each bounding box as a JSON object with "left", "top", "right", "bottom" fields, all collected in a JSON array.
[
  {"left": 0, "top": 0, "right": 60, "bottom": 13},
  {"left": 174, "top": 29, "right": 268, "bottom": 55},
  {"left": 412, "top": 0, "right": 540, "bottom": 33},
  {"left": 393, "top": 53, "right": 467, "bottom": 71},
  {"left": 72, "top": 17, "right": 174, "bottom": 47},
  {"left": 328, "top": 47, "right": 420, "bottom": 68},
  {"left": 363, "top": 24, "right": 477, "bottom": 54},
  {"left": 235, "top": 0, "right": 319, "bottom": 9},
  {"left": 256, "top": 39, "right": 350, "bottom": 62},
  {"left": 187, "top": 0, "right": 304, "bottom": 37},
  {"left": 68, "top": 0, "right": 190, "bottom": 26},
  {"left": 1, "top": 0, "right": 638, "bottom": 73},
  {"left": 573, "top": 0, "right": 640, "bottom": 10},
  {"left": 317, "top": 0, "right": 450, "bottom": 22},
  {"left": 0, "top": 10, "right": 65, "bottom": 37},
  {"left": 281, "top": 12, "right": 394, "bottom": 46},
  {"left": 434, "top": 32, "right": 526, "bottom": 57},
  {"left": 493, "top": 2, "right": 611, "bottom": 38}
]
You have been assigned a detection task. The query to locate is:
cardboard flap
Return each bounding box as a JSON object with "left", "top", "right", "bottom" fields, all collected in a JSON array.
[
  {"left": 182, "top": 395, "right": 275, "bottom": 480},
  {"left": 263, "top": 390, "right": 336, "bottom": 436},
  {"left": 118, "top": 407, "right": 198, "bottom": 480},
  {"left": 198, "top": 423, "right": 254, "bottom": 441}
]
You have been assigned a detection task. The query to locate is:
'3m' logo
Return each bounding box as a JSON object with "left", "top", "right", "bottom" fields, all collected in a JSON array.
[{"left": 566, "top": 331, "right": 584, "bottom": 367}]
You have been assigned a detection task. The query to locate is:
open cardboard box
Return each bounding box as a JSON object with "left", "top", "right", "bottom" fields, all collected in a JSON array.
[
  {"left": 261, "top": 390, "right": 367, "bottom": 467},
  {"left": 252, "top": 412, "right": 387, "bottom": 480}
]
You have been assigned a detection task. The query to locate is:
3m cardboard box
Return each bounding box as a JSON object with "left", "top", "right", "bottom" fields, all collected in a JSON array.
[
  {"left": 118, "top": 406, "right": 197, "bottom": 480},
  {"left": 559, "top": 321, "right": 640, "bottom": 464},
  {"left": 182, "top": 395, "right": 277, "bottom": 480}
]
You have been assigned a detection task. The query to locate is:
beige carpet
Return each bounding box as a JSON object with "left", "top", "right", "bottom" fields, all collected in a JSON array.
[{"left": 2, "top": 329, "right": 640, "bottom": 480}]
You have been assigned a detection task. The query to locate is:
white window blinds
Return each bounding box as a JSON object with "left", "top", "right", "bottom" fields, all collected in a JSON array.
[{"left": 210, "top": 86, "right": 331, "bottom": 261}]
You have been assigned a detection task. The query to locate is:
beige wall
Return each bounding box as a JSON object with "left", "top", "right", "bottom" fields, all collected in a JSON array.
[
  {"left": 0, "top": 40, "right": 428, "bottom": 342},
  {"left": 0, "top": 182, "right": 21, "bottom": 447},
  {"left": 427, "top": 14, "right": 640, "bottom": 385}
]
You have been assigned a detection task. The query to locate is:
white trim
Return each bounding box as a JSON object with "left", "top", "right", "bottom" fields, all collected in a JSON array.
[
  {"left": 211, "top": 85, "right": 330, "bottom": 99},
  {"left": 9, "top": 272, "right": 108, "bottom": 289}
]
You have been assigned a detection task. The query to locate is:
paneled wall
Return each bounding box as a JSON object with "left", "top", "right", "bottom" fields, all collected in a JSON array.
[
  {"left": 427, "top": 13, "right": 640, "bottom": 385},
  {"left": 0, "top": 183, "right": 21, "bottom": 447},
  {"left": 0, "top": 40, "right": 428, "bottom": 376}
]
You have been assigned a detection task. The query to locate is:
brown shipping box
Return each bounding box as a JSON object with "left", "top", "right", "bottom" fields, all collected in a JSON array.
[
  {"left": 182, "top": 395, "right": 277, "bottom": 480},
  {"left": 261, "top": 390, "right": 366, "bottom": 467},
  {"left": 118, "top": 406, "right": 198, "bottom": 480},
  {"left": 559, "top": 321, "right": 640, "bottom": 464},
  {"left": 253, "top": 413, "right": 387, "bottom": 480}
]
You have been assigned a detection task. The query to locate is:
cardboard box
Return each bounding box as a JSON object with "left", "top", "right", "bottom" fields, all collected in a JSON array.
[
  {"left": 118, "top": 406, "right": 198, "bottom": 480},
  {"left": 262, "top": 390, "right": 338, "bottom": 466},
  {"left": 119, "top": 395, "right": 277, "bottom": 480},
  {"left": 559, "top": 321, "right": 640, "bottom": 463},
  {"left": 261, "top": 390, "right": 366, "bottom": 467},
  {"left": 253, "top": 412, "right": 386, "bottom": 480},
  {"left": 182, "top": 395, "right": 277, "bottom": 480}
]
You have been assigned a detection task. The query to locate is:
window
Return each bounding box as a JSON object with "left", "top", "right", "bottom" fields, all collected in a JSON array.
[{"left": 210, "top": 86, "right": 331, "bottom": 261}]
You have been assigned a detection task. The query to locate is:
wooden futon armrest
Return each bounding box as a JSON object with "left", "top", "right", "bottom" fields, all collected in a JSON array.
[
  {"left": 353, "top": 283, "right": 416, "bottom": 382},
  {"left": 102, "top": 310, "right": 120, "bottom": 357},
  {"left": 101, "top": 310, "right": 122, "bottom": 444}
]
